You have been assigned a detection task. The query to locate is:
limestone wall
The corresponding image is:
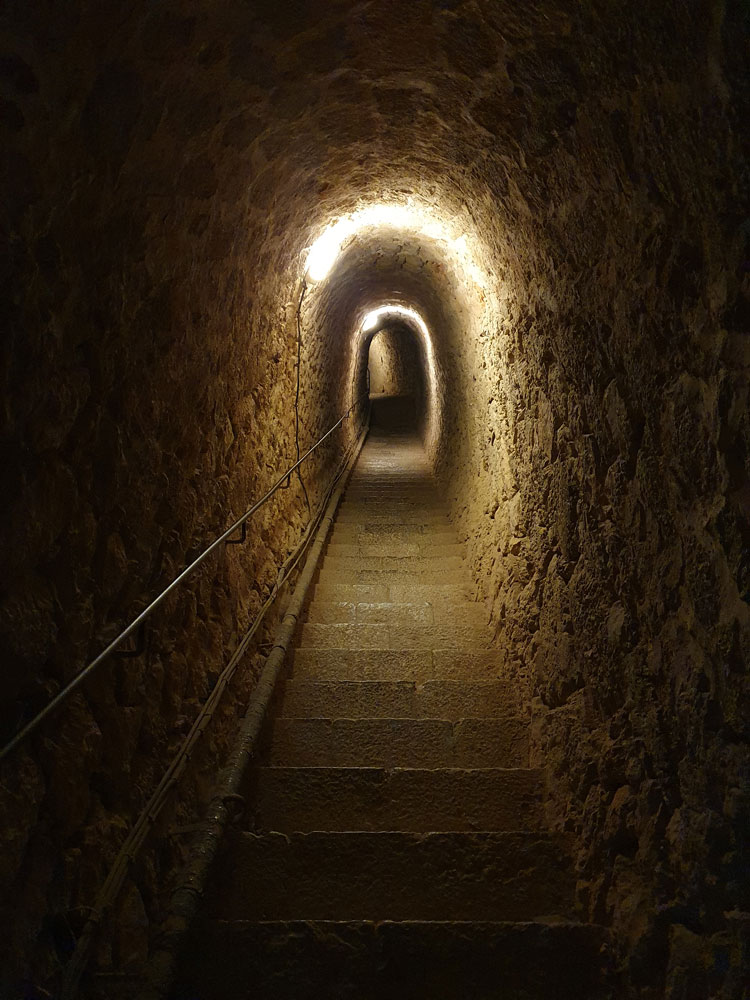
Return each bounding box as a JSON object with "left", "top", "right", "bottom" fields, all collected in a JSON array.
[{"left": 428, "top": 8, "right": 750, "bottom": 994}]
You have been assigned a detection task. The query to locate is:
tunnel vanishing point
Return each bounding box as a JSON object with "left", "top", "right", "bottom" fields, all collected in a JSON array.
[{"left": 1, "top": 2, "right": 749, "bottom": 998}]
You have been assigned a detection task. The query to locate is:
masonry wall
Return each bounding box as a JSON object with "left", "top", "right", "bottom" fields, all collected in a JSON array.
[
  {"left": 0, "top": 10, "right": 358, "bottom": 987},
  {"left": 430, "top": 7, "right": 750, "bottom": 994}
]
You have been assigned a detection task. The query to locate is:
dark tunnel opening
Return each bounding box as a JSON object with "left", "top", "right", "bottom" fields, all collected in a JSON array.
[
  {"left": 365, "top": 320, "right": 428, "bottom": 440},
  {"left": 367, "top": 324, "right": 424, "bottom": 401}
]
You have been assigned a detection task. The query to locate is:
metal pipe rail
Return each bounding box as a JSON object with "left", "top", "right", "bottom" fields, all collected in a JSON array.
[
  {"left": 139, "top": 414, "right": 369, "bottom": 1000},
  {"left": 0, "top": 396, "right": 367, "bottom": 762},
  {"left": 58, "top": 408, "right": 370, "bottom": 999}
]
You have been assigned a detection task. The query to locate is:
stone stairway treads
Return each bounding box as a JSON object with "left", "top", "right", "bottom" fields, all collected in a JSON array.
[
  {"left": 249, "top": 765, "right": 543, "bottom": 832},
  {"left": 305, "top": 599, "right": 490, "bottom": 626},
  {"left": 179, "top": 399, "right": 607, "bottom": 998},
  {"left": 311, "top": 581, "right": 475, "bottom": 602},
  {"left": 297, "top": 621, "right": 493, "bottom": 649},
  {"left": 265, "top": 716, "right": 529, "bottom": 767},
  {"left": 180, "top": 920, "right": 607, "bottom": 1000},
  {"left": 206, "top": 829, "right": 575, "bottom": 921},
  {"left": 278, "top": 679, "right": 521, "bottom": 718},
  {"left": 290, "top": 646, "right": 508, "bottom": 681}
]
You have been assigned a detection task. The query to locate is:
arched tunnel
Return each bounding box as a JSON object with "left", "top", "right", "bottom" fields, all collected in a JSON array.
[{"left": 1, "top": 2, "right": 749, "bottom": 997}]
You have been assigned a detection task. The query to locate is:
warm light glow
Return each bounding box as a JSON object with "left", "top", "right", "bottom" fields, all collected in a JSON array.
[
  {"left": 360, "top": 304, "right": 430, "bottom": 342},
  {"left": 361, "top": 311, "right": 380, "bottom": 333},
  {"left": 305, "top": 220, "right": 356, "bottom": 282},
  {"left": 304, "top": 200, "right": 486, "bottom": 286}
]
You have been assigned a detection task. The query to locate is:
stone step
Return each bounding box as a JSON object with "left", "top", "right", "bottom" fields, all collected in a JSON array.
[
  {"left": 177, "top": 919, "right": 608, "bottom": 1000},
  {"left": 310, "top": 582, "right": 474, "bottom": 603},
  {"left": 342, "top": 501, "right": 445, "bottom": 510},
  {"left": 389, "top": 582, "right": 477, "bottom": 602},
  {"left": 265, "top": 717, "right": 528, "bottom": 767},
  {"left": 249, "top": 766, "right": 542, "bottom": 832},
  {"left": 335, "top": 510, "right": 452, "bottom": 524},
  {"left": 330, "top": 526, "right": 457, "bottom": 543},
  {"left": 315, "top": 568, "right": 469, "bottom": 586},
  {"left": 290, "top": 648, "right": 509, "bottom": 682},
  {"left": 309, "top": 582, "right": 392, "bottom": 602},
  {"left": 305, "top": 600, "right": 430, "bottom": 624},
  {"left": 335, "top": 514, "right": 451, "bottom": 526},
  {"left": 329, "top": 541, "right": 423, "bottom": 558},
  {"left": 348, "top": 485, "right": 417, "bottom": 492},
  {"left": 305, "top": 600, "right": 489, "bottom": 627},
  {"left": 343, "top": 490, "right": 443, "bottom": 500},
  {"left": 204, "top": 830, "right": 574, "bottom": 922},
  {"left": 278, "top": 680, "right": 517, "bottom": 719},
  {"left": 326, "top": 542, "right": 465, "bottom": 559},
  {"left": 339, "top": 504, "right": 449, "bottom": 516},
  {"left": 341, "top": 489, "right": 446, "bottom": 499},
  {"left": 297, "top": 622, "right": 492, "bottom": 650},
  {"left": 322, "top": 556, "right": 465, "bottom": 573}
]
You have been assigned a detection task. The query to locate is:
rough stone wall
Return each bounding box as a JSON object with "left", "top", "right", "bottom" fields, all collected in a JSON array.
[
  {"left": 0, "top": 5, "right": 360, "bottom": 989},
  {"left": 430, "top": 6, "right": 750, "bottom": 995},
  {"left": 1, "top": 0, "right": 747, "bottom": 995}
]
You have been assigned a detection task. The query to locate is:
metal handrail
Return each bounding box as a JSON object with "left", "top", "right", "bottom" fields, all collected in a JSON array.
[
  {"left": 58, "top": 410, "right": 370, "bottom": 1000},
  {"left": 0, "top": 396, "right": 367, "bottom": 762}
]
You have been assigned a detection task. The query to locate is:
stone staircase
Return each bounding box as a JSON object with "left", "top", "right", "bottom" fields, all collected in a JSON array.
[{"left": 177, "top": 398, "right": 608, "bottom": 999}]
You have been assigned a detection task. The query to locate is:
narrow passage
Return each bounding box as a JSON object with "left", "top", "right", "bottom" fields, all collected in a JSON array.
[{"left": 179, "top": 398, "right": 606, "bottom": 998}]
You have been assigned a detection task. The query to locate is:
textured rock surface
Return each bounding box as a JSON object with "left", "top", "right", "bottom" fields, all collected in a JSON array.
[{"left": 0, "top": 0, "right": 748, "bottom": 995}]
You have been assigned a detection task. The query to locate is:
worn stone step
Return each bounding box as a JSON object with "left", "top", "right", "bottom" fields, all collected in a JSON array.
[
  {"left": 341, "top": 489, "right": 446, "bottom": 499},
  {"left": 326, "top": 542, "right": 465, "bottom": 559},
  {"left": 335, "top": 510, "right": 451, "bottom": 524},
  {"left": 205, "top": 830, "right": 574, "bottom": 921},
  {"left": 265, "top": 717, "right": 528, "bottom": 767},
  {"left": 305, "top": 601, "right": 428, "bottom": 624},
  {"left": 331, "top": 526, "right": 457, "bottom": 543},
  {"left": 316, "top": 568, "right": 469, "bottom": 586},
  {"left": 309, "top": 582, "right": 392, "bottom": 602},
  {"left": 177, "top": 919, "right": 609, "bottom": 1000},
  {"left": 290, "top": 647, "right": 509, "bottom": 682},
  {"left": 329, "top": 533, "right": 459, "bottom": 550},
  {"left": 305, "top": 600, "right": 489, "bottom": 626},
  {"left": 310, "top": 582, "right": 474, "bottom": 604},
  {"left": 338, "top": 510, "right": 449, "bottom": 519},
  {"left": 343, "top": 490, "right": 443, "bottom": 500},
  {"left": 249, "top": 766, "right": 542, "bottom": 832},
  {"left": 278, "top": 680, "right": 517, "bottom": 719},
  {"left": 328, "top": 541, "right": 422, "bottom": 558},
  {"left": 297, "top": 622, "right": 492, "bottom": 650},
  {"left": 389, "top": 582, "right": 477, "bottom": 602},
  {"left": 344, "top": 488, "right": 450, "bottom": 496},
  {"left": 341, "top": 502, "right": 445, "bottom": 511},
  {"left": 322, "top": 555, "right": 465, "bottom": 573},
  {"left": 335, "top": 515, "right": 450, "bottom": 527}
]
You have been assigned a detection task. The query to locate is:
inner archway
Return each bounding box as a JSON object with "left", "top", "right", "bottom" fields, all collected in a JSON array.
[
  {"left": 367, "top": 324, "right": 423, "bottom": 400},
  {"left": 366, "top": 322, "right": 426, "bottom": 441}
]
